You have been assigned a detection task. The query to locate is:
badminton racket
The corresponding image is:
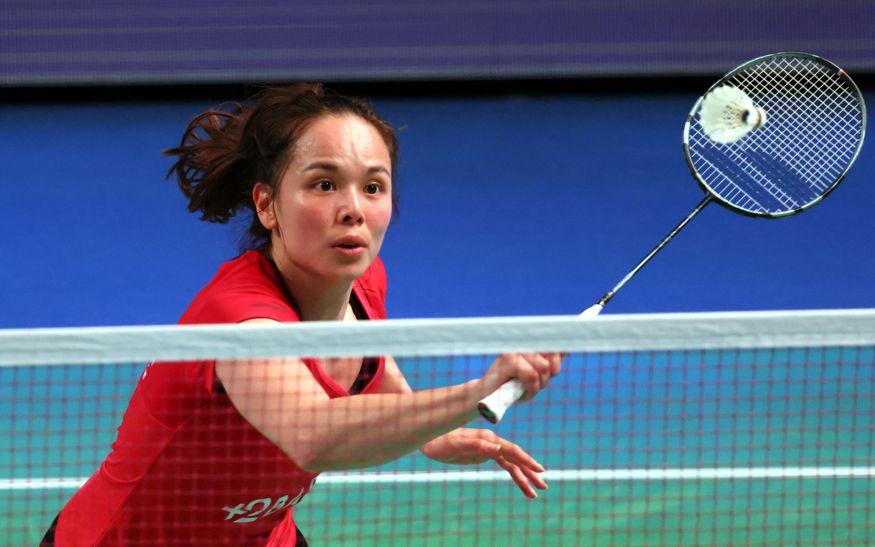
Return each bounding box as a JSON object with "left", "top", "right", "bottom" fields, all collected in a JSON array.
[{"left": 479, "top": 52, "right": 867, "bottom": 424}]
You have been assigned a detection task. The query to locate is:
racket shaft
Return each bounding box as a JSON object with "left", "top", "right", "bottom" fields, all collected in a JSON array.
[
  {"left": 478, "top": 198, "right": 709, "bottom": 423},
  {"left": 479, "top": 198, "right": 708, "bottom": 423},
  {"left": 599, "top": 195, "right": 711, "bottom": 306}
]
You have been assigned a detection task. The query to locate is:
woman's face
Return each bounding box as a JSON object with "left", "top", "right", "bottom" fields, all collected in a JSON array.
[{"left": 258, "top": 113, "right": 393, "bottom": 284}]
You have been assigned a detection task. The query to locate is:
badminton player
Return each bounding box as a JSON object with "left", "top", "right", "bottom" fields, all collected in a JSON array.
[{"left": 43, "top": 84, "right": 561, "bottom": 546}]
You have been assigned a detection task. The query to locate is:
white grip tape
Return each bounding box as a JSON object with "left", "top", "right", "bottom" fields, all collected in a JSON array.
[
  {"left": 477, "top": 303, "right": 604, "bottom": 424},
  {"left": 477, "top": 379, "right": 525, "bottom": 424}
]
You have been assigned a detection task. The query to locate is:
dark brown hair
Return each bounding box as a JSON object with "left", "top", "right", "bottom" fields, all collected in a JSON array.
[{"left": 164, "top": 83, "right": 399, "bottom": 250}]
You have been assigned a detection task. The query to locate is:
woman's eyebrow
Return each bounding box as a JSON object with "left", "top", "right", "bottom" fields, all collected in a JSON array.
[{"left": 303, "top": 161, "right": 390, "bottom": 176}]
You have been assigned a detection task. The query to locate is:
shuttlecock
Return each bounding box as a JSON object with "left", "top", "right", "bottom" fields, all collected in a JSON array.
[{"left": 698, "top": 86, "right": 766, "bottom": 144}]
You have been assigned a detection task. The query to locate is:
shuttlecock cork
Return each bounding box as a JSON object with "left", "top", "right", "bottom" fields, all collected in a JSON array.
[{"left": 698, "top": 86, "right": 767, "bottom": 144}]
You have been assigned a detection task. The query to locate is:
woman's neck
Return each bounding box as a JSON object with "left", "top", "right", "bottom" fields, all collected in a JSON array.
[{"left": 268, "top": 248, "right": 353, "bottom": 322}]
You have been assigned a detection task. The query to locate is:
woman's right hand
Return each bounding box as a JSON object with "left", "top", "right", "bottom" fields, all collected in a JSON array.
[{"left": 480, "top": 353, "right": 563, "bottom": 402}]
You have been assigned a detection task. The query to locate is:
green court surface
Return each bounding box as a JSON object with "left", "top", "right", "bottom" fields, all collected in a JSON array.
[
  {"left": 4, "top": 478, "right": 874, "bottom": 545},
  {"left": 297, "top": 478, "right": 874, "bottom": 545}
]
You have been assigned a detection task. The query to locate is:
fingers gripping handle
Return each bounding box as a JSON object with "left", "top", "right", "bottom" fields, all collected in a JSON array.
[{"left": 477, "top": 303, "right": 604, "bottom": 424}]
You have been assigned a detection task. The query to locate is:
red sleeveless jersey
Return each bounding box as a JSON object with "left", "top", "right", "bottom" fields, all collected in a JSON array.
[{"left": 54, "top": 251, "right": 387, "bottom": 546}]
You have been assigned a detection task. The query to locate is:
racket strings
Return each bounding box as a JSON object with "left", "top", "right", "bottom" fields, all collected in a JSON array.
[
  {"left": 726, "top": 60, "right": 854, "bottom": 196},
  {"left": 688, "top": 55, "right": 864, "bottom": 216},
  {"left": 746, "top": 60, "right": 857, "bottom": 186},
  {"left": 762, "top": 63, "right": 860, "bottom": 186},
  {"left": 740, "top": 57, "right": 859, "bottom": 168},
  {"left": 695, "top": 148, "right": 799, "bottom": 213}
]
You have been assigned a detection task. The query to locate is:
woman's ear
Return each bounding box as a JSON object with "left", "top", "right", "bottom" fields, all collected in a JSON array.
[{"left": 253, "top": 182, "right": 277, "bottom": 230}]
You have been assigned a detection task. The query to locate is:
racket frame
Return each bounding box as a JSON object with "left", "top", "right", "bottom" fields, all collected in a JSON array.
[{"left": 683, "top": 52, "right": 867, "bottom": 220}]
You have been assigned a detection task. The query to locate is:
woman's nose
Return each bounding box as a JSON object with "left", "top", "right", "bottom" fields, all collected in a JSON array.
[{"left": 337, "top": 187, "right": 364, "bottom": 225}]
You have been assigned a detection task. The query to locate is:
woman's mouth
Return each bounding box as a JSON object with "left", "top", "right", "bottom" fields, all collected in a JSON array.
[{"left": 332, "top": 236, "right": 367, "bottom": 256}]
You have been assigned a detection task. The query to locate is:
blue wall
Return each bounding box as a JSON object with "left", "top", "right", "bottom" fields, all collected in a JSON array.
[{"left": 2, "top": 91, "right": 873, "bottom": 328}]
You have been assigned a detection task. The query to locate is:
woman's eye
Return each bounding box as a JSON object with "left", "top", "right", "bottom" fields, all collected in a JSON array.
[
  {"left": 317, "top": 181, "right": 334, "bottom": 191},
  {"left": 364, "top": 183, "right": 381, "bottom": 194}
]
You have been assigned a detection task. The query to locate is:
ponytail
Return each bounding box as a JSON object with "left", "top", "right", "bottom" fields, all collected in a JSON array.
[{"left": 164, "top": 103, "right": 253, "bottom": 224}]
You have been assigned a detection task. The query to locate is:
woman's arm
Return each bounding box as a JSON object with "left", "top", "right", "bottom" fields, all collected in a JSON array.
[
  {"left": 379, "top": 355, "right": 553, "bottom": 498},
  {"left": 216, "top": 344, "right": 559, "bottom": 474}
]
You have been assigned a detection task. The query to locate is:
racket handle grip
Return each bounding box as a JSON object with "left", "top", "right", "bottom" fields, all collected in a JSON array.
[
  {"left": 477, "top": 379, "right": 525, "bottom": 424},
  {"left": 477, "top": 303, "right": 605, "bottom": 424}
]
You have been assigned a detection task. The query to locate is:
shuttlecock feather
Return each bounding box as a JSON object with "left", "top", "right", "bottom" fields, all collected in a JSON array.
[{"left": 698, "top": 86, "right": 766, "bottom": 144}]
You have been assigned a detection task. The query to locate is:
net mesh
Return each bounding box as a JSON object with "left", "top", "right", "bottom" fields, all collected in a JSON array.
[
  {"left": 686, "top": 54, "right": 865, "bottom": 216},
  {"left": 2, "top": 310, "right": 875, "bottom": 546}
]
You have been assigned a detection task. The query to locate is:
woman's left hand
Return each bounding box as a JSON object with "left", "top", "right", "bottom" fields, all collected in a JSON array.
[{"left": 420, "top": 428, "right": 548, "bottom": 498}]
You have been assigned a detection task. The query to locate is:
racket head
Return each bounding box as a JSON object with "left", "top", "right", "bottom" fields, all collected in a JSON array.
[{"left": 683, "top": 52, "right": 867, "bottom": 218}]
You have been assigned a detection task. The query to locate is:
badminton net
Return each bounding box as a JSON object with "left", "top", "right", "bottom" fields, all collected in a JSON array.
[{"left": 2, "top": 309, "right": 875, "bottom": 545}]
